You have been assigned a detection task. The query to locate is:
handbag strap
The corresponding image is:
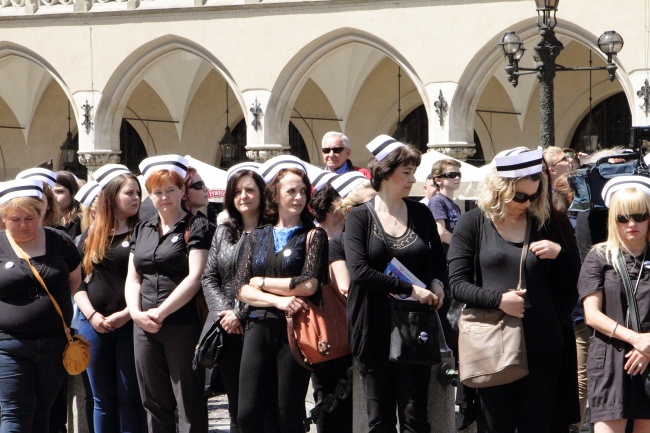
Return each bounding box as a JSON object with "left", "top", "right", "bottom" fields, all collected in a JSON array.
[
  {"left": 617, "top": 254, "right": 642, "bottom": 333},
  {"left": 517, "top": 215, "right": 533, "bottom": 290},
  {"left": 6, "top": 232, "right": 73, "bottom": 343}
]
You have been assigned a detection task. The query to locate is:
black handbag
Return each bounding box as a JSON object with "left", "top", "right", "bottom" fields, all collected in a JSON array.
[
  {"left": 365, "top": 201, "right": 441, "bottom": 365},
  {"left": 193, "top": 312, "right": 225, "bottom": 370},
  {"left": 617, "top": 254, "right": 650, "bottom": 397}
]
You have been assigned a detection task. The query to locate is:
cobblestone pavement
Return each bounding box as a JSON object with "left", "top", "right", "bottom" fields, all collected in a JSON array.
[{"left": 207, "top": 395, "right": 231, "bottom": 433}]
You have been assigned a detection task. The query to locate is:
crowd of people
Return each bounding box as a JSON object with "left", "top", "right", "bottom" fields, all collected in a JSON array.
[{"left": 0, "top": 132, "right": 649, "bottom": 433}]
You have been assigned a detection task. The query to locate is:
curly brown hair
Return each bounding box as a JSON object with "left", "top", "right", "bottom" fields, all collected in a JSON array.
[{"left": 264, "top": 168, "right": 314, "bottom": 227}]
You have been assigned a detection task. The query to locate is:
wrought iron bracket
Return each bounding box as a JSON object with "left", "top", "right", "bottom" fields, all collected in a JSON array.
[
  {"left": 250, "top": 98, "right": 263, "bottom": 132},
  {"left": 433, "top": 90, "right": 448, "bottom": 127},
  {"left": 81, "top": 100, "right": 93, "bottom": 134},
  {"left": 638, "top": 78, "right": 650, "bottom": 116}
]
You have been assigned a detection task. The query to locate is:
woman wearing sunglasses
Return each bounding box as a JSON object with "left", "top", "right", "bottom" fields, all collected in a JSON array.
[
  {"left": 578, "top": 176, "right": 650, "bottom": 433},
  {"left": 448, "top": 147, "right": 580, "bottom": 433},
  {"left": 182, "top": 167, "right": 210, "bottom": 217}
]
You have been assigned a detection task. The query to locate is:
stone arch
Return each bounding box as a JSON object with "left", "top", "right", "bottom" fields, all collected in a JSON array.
[
  {"left": 95, "top": 35, "right": 245, "bottom": 157},
  {"left": 266, "top": 28, "right": 430, "bottom": 148},
  {"left": 0, "top": 43, "right": 77, "bottom": 176},
  {"left": 452, "top": 17, "right": 632, "bottom": 155}
]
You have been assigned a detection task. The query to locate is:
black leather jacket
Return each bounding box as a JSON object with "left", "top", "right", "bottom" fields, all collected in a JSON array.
[{"left": 201, "top": 224, "right": 249, "bottom": 320}]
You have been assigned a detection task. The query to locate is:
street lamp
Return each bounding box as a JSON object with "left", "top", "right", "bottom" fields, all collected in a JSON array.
[{"left": 499, "top": 0, "right": 623, "bottom": 147}]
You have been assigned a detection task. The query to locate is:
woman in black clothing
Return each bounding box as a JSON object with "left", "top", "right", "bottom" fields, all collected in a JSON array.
[
  {"left": 201, "top": 162, "right": 265, "bottom": 433},
  {"left": 579, "top": 177, "right": 650, "bottom": 432},
  {"left": 235, "top": 155, "right": 329, "bottom": 433},
  {"left": 447, "top": 147, "right": 580, "bottom": 433},
  {"left": 344, "top": 135, "right": 446, "bottom": 433},
  {"left": 74, "top": 166, "right": 146, "bottom": 433},
  {"left": 125, "top": 155, "right": 211, "bottom": 433},
  {"left": 54, "top": 171, "right": 83, "bottom": 239}
]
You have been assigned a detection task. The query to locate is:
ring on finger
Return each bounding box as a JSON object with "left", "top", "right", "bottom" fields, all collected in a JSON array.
[{"left": 640, "top": 363, "right": 644, "bottom": 368}]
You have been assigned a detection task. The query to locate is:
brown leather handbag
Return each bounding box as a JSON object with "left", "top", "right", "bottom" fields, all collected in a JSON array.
[
  {"left": 457, "top": 216, "right": 530, "bottom": 388},
  {"left": 286, "top": 229, "right": 350, "bottom": 370}
]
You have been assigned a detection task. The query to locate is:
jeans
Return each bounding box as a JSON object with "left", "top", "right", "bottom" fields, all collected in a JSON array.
[
  {"left": 78, "top": 316, "right": 146, "bottom": 433},
  {"left": 0, "top": 337, "right": 67, "bottom": 433}
]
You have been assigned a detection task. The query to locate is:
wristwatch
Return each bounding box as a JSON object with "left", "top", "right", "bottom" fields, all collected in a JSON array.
[{"left": 257, "top": 277, "right": 266, "bottom": 289}]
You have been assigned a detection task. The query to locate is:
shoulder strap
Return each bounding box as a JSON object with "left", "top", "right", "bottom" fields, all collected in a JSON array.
[
  {"left": 518, "top": 215, "right": 533, "bottom": 290},
  {"left": 618, "top": 254, "right": 642, "bottom": 332},
  {"left": 6, "top": 232, "right": 73, "bottom": 343},
  {"left": 364, "top": 200, "right": 393, "bottom": 252}
]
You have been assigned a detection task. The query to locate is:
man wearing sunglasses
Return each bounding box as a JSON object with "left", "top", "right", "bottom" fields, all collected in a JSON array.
[{"left": 321, "top": 131, "right": 370, "bottom": 179}]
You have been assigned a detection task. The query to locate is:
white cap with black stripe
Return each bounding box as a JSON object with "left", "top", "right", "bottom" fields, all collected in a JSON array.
[
  {"left": 93, "top": 164, "right": 131, "bottom": 188},
  {"left": 16, "top": 168, "right": 58, "bottom": 188},
  {"left": 366, "top": 134, "right": 406, "bottom": 161},
  {"left": 226, "top": 162, "right": 261, "bottom": 182},
  {"left": 0, "top": 179, "right": 44, "bottom": 204},
  {"left": 257, "top": 155, "right": 307, "bottom": 184},
  {"left": 494, "top": 146, "right": 543, "bottom": 178},
  {"left": 75, "top": 181, "right": 101, "bottom": 207},
  {"left": 601, "top": 175, "right": 650, "bottom": 208},
  {"left": 330, "top": 171, "right": 368, "bottom": 198},
  {"left": 139, "top": 155, "right": 189, "bottom": 180},
  {"left": 307, "top": 166, "right": 338, "bottom": 191}
]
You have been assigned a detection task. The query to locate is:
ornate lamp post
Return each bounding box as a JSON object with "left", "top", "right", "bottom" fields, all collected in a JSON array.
[{"left": 498, "top": 0, "right": 623, "bottom": 147}]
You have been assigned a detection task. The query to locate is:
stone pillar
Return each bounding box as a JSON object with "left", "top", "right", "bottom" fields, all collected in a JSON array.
[
  {"left": 78, "top": 150, "right": 121, "bottom": 180},
  {"left": 241, "top": 89, "right": 291, "bottom": 163}
]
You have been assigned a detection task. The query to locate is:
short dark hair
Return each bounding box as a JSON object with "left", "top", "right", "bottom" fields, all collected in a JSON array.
[
  {"left": 431, "top": 159, "right": 461, "bottom": 190},
  {"left": 310, "top": 183, "right": 341, "bottom": 223},
  {"left": 368, "top": 145, "right": 421, "bottom": 191}
]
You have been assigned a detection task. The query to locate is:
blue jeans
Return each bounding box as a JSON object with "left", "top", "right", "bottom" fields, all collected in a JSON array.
[
  {"left": 0, "top": 337, "right": 67, "bottom": 433},
  {"left": 79, "top": 316, "right": 146, "bottom": 433}
]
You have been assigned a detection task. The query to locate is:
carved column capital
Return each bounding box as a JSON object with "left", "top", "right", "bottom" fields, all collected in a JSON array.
[
  {"left": 78, "top": 151, "right": 121, "bottom": 180},
  {"left": 245, "top": 148, "right": 289, "bottom": 163},
  {"left": 429, "top": 146, "right": 476, "bottom": 161}
]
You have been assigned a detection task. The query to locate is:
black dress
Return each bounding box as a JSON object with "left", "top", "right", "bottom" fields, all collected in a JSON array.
[{"left": 578, "top": 248, "right": 650, "bottom": 422}]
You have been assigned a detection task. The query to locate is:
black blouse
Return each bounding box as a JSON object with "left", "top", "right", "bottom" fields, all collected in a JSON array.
[
  {"left": 0, "top": 228, "right": 81, "bottom": 339},
  {"left": 77, "top": 231, "right": 132, "bottom": 316},
  {"left": 131, "top": 213, "right": 212, "bottom": 326}
]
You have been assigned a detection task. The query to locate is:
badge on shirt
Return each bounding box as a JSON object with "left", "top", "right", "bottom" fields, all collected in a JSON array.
[
  {"left": 644, "top": 261, "right": 650, "bottom": 271},
  {"left": 121, "top": 241, "right": 130, "bottom": 248},
  {"left": 171, "top": 235, "right": 180, "bottom": 243},
  {"left": 5, "top": 261, "right": 13, "bottom": 269},
  {"left": 283, "top": 249, "right": 292, "bottom": 257}
]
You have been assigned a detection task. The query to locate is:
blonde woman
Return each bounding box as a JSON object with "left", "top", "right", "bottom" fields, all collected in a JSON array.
[
  {"left": 579, "top": 176, "right": 650, "bottom": 433},
  {"left": 448, "top": 147, "right": 580, "bottom": 433}
]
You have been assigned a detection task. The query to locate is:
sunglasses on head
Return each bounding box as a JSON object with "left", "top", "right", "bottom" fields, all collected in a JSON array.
[
  {"left": 512, "top": 190, "right": 542, "bottom": 204},
  {"left": 321, "top": 147, "right": 346, "bottom": 154},
  {"left": 188, "top": 180, "right": 205, "bottom": 190},
  {"left": 616, "top": 213, "right": 650, "bottom": 224},
  {"left": 437, "top": 172, "right": 462, "bottom": 179}
]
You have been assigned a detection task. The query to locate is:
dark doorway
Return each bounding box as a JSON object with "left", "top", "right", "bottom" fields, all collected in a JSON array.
[
  {"left": 569, "top": 92, "right": 632, "bottom": 152},
  {"left": 120, "top": 119, "right": 148, "bottom": 173}
]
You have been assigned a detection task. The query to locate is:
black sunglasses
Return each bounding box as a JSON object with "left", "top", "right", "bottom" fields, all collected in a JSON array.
[
  {"left": 437, "top": 172, "right": 462, "bottom": 179},
  {"left": 616, "top": 213, "right": 650, "bottom": 223},
  {"left": 321, "top": 147, "right": 346, "bottom": 154},
  {"left": 551, "top": 155, "right": 570, "bottom": 167},
  {"left": 188, "top": 180, "right": 205, "bottom": 190},
  {"left": 512, "top": 190, "right": 542, "bottom": 204}
]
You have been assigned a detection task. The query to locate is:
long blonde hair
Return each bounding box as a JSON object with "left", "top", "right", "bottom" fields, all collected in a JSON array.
[
  {"left": 595, "top": 187, "right": 650, "bottom": 275},
  {"left": 477, "top": 168, "right": 550, "bottom": 229}
]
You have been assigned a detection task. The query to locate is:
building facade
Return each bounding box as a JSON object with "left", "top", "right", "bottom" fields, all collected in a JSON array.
[{"left": 0, "top": 0, "right": 647, "bottom": 180}]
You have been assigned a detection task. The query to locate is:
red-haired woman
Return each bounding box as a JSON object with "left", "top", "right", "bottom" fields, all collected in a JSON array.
[{"left": 125, "top": 155, "right": 212, "bottom": 433}]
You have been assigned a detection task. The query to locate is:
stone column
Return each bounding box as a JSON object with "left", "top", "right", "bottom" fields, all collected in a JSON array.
[
  {"left": 424, "top": 82, "right": 476, "bottom": 161},
  {"left": 78, "top": 150, "right": 121, "bottom": 180},
  {"left": 241, "top": 90, "right": 290, "bottom": 163}
]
